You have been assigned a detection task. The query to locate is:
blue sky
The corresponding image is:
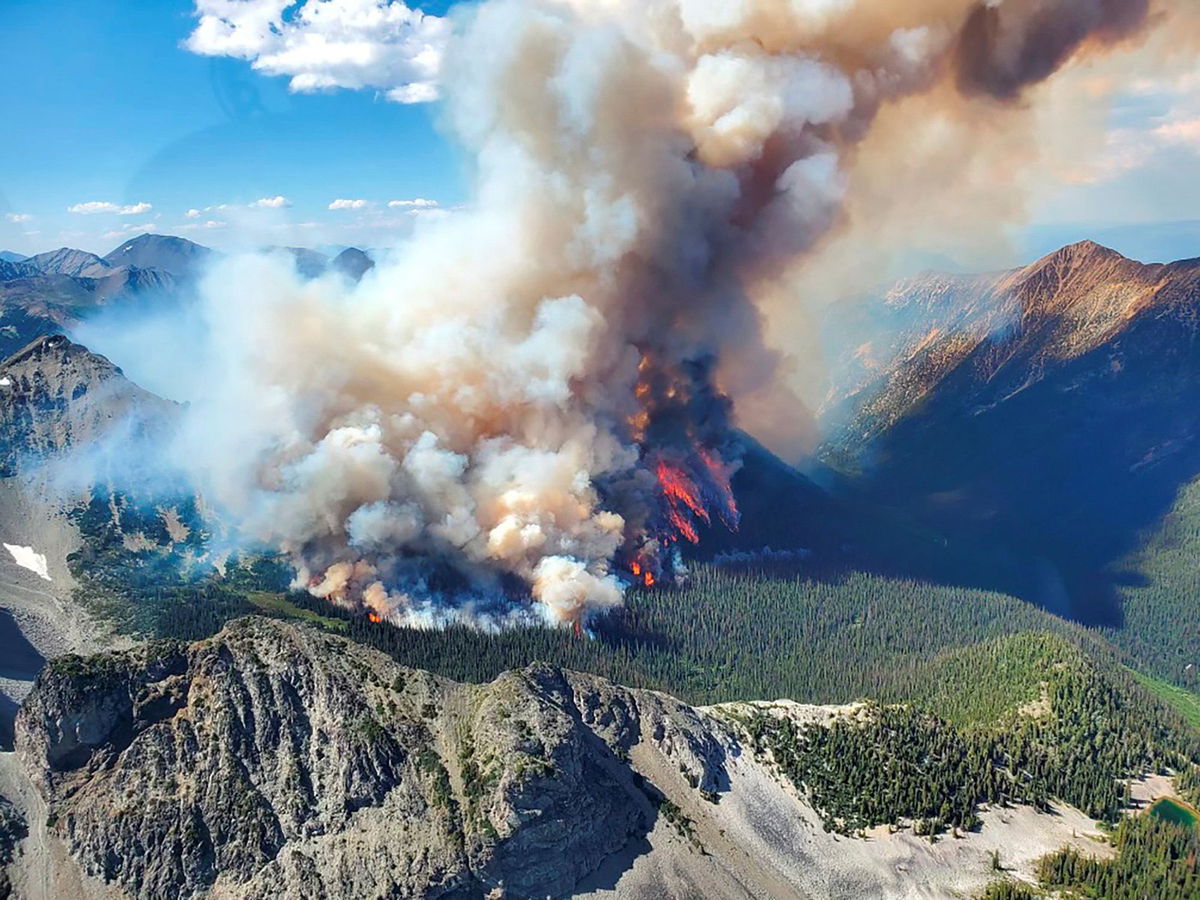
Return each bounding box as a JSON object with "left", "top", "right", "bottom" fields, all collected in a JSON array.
[
  {"left": 0, "top": 0, "right": 464, "bottom": 254},
  {"left": 1, "top": 0, "right": 1198, "bottom": 262}
]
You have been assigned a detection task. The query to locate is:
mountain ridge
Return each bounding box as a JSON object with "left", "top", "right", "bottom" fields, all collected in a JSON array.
[
  {"left": 821, "top": 239, "right": 1200, "bottom": 629},
  {"left": 0, "top": 334, "right": 175, "bottom": 476},
  {"left": 10, "top": 616, "right": 1128, "bottom": 900}
]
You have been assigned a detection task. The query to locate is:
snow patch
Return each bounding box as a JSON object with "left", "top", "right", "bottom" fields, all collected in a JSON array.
[
  {"left": 0, "top": 378, "right": 11, "bottom": 387},
  {"left": 4, "top": 543, "right": 51, "bottom": 581}
]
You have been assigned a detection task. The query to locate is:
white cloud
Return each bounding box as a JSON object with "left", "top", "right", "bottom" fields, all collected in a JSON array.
[
  {"left": 186, "top": 0, "right": 449, "bottom": 104},
  {"left": 387, "top": 197, "right": 438, "bottom": 208},
  {"left": 185, "top": 208, "right": 202, "bottom": 219},
  {"left": 4, "top": 213, "right": 32, "bottom": 223},
  {"left": 1061, "top": 79, "right": 1200, "bottom": 186},
  {"left": 251, "top": 195, "right": 292, "bottom": 208},
  {"left": 1155, "top": 117, "right": 1200, "bottom": 148},
  {"left": 68, "top": 200, "right": 154, "bottom": 215},
  {"left": 179, "top": 220, "right": 229, "bottom": 231},
  {"left": 329, "top": 198, "right": 371, "bottom": 210}
]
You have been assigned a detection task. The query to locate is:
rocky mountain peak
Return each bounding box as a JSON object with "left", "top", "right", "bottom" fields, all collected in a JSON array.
[
  {"left": 25, "top": 248, "right": 113, "bottom": 279},
  {"left": 2, "top": 334, "right": 124, "bottom": 383},
  {"left": 103, "top": 234, "right": 211, "bottom": 280},
  {"left": 0, "top": 335, "right": 174, "bottom": 474},
  {"left": 14, "top": 617, "right": 726, "bottom": 899}
]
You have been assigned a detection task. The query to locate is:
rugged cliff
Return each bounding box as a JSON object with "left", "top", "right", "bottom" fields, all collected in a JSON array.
[
  {"left": 0, "top": 334, "right": 174, "bottom": 475},
  {"left": 14, "top": 618, "right": 728, "bottom": 899},
  {"left": 9, "top": 617, "right": 1118, "bottom": 900}
]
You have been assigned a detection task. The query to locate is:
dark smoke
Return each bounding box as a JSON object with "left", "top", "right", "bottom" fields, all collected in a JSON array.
[{"left": 957, "top": 0, "right": 1152, "bottom": 100}]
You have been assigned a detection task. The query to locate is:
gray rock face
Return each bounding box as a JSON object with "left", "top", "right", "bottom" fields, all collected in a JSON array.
[
  {"left": 25, "top": 249, "right": 113, "bottom": 279},
  {"left": 103, "top": 235, "right": 211, "bottom": 280},
  {"left": 0, "top": 334, "right": 175, "bottom": 474},
  {"left": 0, "top": 260, "right": 39, "bottom": 281},
  {"left": 0, "top": 792, "right": 25, "bottom": 897},
  {"left": 14, "top": 618, "right": 733, "bottom": 899}
]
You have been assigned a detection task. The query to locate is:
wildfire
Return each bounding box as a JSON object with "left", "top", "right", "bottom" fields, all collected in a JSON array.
[
  {"left": 697, "top": 448, "right": 740, "bottom": 526},
  {"left": 628, "top": 557, "right": 658, "bottom": 587},
  {"left": 367, "top": 612, "right": 382, "bottom": 624},
  {"left": 655, "top": 457, "right": 709, "bottom": 544},
  {"left": 620, "top": 350, "right": 743, "bottom": 590}
]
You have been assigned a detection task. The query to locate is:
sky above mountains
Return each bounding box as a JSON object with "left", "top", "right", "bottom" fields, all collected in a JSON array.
[{"left": 1, "top": 0, "right": 1199, "bottom": 263}]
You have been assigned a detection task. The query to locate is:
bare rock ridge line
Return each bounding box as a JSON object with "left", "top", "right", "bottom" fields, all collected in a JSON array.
[
  {"left": 13, "top": 617, "right": 729, "bottom": 899},
  {"left": 9, "top": 617, "right": 1114, "bottom": 900},
  {"left": 829, "top": 239, "right": 1200, "bottom": 435},
  {"left": 0, "top": 334, "right": 176, "bottom": 477}
]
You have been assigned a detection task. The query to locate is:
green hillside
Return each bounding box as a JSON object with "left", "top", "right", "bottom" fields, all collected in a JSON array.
[{"left": 1104, "top": 475, "right": 1200, "bottom": 694}]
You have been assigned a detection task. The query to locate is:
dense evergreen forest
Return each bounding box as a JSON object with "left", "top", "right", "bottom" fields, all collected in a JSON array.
[
  {"left": 1179, "top": 765, "right": 1200, "bottom": 806},
  {"left": 66, "top": 488, "right": 1199, "bottom": 738},
  {"left": 1105, "top": 475, "right": 1200, "bottom": 694},
  {"left": 736, "top": 635, "right": 1195, "bottom": 836},
  {"left": 1035, "top": 815, "right": 1200, "bottom": 899},
  {"left": 62, "top": 488, "right": 1200, "bottom": 898}
]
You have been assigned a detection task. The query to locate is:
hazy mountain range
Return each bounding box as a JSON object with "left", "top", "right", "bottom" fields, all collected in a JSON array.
[
  {"left": 0, "top": 234, "right": 376, "bottom": 363},
  {"left": 0, "top": 237, "right": 1197, "bottom": 898}
]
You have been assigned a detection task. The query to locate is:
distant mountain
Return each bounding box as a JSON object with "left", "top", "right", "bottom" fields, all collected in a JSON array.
[
  {"left": 103, "top": 233, "right": 211, "bottom": 279},
  {"left": 267, "top": 245, "right": 374, "bottom": 280},
  {"left": 822, "top": 240, "right": 1200, "bottom": 625},
  {"left": 0, "top": 265, "right": 178, "bottom": 361},
  {"left": 24, "top": 247, "right": 113, "bottom": 278},
  {"left": 279, "top": 246, "right": 329, "bottom": 279},
  {"left": 0, "top": 334, "right": 174, "bottom": 476},
  {"left": 333, "top": 246, "right": 375, "bottom": 281},
  {"left": 0, "top": 260, "right": 39, "bottom": 281},
  {"left": 0, "top": 252, "right": 26, "bottom": 264}
]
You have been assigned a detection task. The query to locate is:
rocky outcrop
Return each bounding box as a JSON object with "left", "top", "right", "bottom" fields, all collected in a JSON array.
[
  {"left": 9, "top": 618, "right": 1123, "bottom": 899},
  {"left": 0, "top": 791, "right": 25, "bottom": 898},
  {"left": 0, "top": 335, "right": 175, "bottom": 474},
  {"left": 13, "top": 618, "right": 734, "bottom": 899}
]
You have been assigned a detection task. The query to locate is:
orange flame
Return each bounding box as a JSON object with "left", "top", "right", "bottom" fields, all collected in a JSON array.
[
  {"left": 367, "top": 612, "right": 382, "bottom": 624},
  {"left": 655, "top": 458, "right": 708, "bottom": 543},
  {"left": 643, "top": 571, "right": 656, "bottom": 587},
  {"left": 631, "top": 560, "right": 642, "bottom": 576},
  {"left": 698, "top": 448, "right": 739, "bottom": 528}
]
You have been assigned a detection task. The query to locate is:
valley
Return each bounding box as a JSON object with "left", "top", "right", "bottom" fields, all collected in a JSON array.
[
  {"left": 0, "top": 236, "right": 1198, "bottom": 897},
  {"left": 6, "top": 0, "right": 1200, "bottom": 893}
]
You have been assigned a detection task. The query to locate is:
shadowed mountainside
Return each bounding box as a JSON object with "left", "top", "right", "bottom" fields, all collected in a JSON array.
[{"left": 822, "top": 241, "right": 1200, "bottom": 627}]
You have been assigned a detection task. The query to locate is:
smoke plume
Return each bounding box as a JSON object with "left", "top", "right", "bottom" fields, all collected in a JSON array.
[{"left": 177, "top": 0, "right": 1174, "bottom": 628}]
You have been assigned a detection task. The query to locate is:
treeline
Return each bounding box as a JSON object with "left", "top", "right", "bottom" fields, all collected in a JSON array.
[
  {"left": 739, "top": 640, "right": 1197, "bottom": 837},
  {"left": 67, "top": 491, "right": 1199, "bottom": 763},
  {"left": 286, "top": 565, "right": 1095, "bottom": 713},
  {"left": 1036, "top": 815, "right": 1200, "bottom": 899},
  {"left": 1105, "top": 476, "right": 1200, "bottom": 694},
  {"left": 66, "top": 489, "right": 292, "bottom": 639},
  {"left": 1179, "top": 765, "right": 1200, "bottom": 806}
]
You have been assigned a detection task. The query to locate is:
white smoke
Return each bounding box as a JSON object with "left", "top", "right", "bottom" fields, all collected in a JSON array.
[{"left": 174, "top": 0, "right": 1178, "bottom": 628}]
